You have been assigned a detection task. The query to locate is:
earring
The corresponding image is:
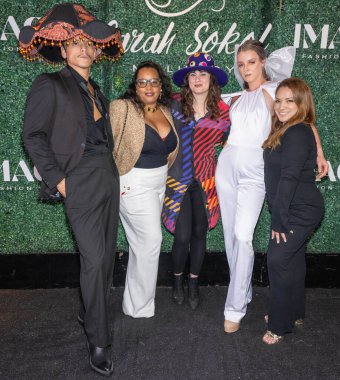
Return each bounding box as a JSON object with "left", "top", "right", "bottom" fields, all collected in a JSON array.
[{"left": 159, "top": 90, "right": 163, "bottom": 100}]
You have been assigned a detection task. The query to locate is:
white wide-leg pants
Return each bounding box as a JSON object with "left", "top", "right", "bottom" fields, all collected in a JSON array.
[
  {"left": 119, "top": 164, "right": 168, "bottom": 318},
  {"left": 216, "top": 145, "right": 265, "bottom": 323}
]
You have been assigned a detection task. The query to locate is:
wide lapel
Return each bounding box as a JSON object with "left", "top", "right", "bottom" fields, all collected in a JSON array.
[
  {"left": 96, "top": 89, "right": 114, "bottom": 151},
  {"left": 59, "top": 66, "right": 87, "bottom": 139}
]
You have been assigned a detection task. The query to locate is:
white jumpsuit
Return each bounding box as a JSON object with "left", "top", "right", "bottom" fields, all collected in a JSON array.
[{"left": 216, "top": 81, "right": 278, "bottom": 323}]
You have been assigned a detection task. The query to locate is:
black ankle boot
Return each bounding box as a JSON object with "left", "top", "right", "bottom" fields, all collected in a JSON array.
[
  {"left": 188, "top": 277, "right": 199, "bottom": 310},
  {"left": 172, "top": 274, "right": 184, "bottom": 304}
]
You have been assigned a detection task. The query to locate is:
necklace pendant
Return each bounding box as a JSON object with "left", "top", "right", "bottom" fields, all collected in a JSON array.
[{"left": 145, "top": 105, "right": 158, "bottom": 113}]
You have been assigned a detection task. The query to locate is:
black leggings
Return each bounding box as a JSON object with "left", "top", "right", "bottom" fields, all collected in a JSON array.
[{"left": 172, "top": 181, "right": 208, "bottom": 275}]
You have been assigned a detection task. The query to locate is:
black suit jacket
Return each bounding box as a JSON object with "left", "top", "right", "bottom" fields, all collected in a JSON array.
[
  {"left": 23, "top": 66, "right": 115, "bottom": 199},
  {"left": 264, "top": 123, "right": 323, "bottom": 232}
]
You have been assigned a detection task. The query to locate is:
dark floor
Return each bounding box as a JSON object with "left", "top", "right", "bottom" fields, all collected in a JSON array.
[{"left": 0, "top": 286, "right": 339, "bottom": 380}]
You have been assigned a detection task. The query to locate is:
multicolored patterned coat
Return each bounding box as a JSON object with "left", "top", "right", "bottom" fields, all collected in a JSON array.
[{"left": 162, "top": 96, "right": 231, "bottom": 233}]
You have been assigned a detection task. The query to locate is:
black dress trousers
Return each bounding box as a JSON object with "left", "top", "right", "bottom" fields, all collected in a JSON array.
[
  {"left": 267, "top": 215, "right": 323, "bottom": 336},
  {"left": 65, "top": 153, "right": 119, "bottom": 347}
]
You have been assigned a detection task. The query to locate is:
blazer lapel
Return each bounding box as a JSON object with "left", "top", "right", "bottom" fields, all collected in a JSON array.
[
  {"left": 59, "top": 67, "right": 87, "bottom": 139},
  {"left": 97, "top": 90, "right": 114, "bottom": 150},
  {"left": 160, "top": 105, "right": 175, "bottom": 129}
]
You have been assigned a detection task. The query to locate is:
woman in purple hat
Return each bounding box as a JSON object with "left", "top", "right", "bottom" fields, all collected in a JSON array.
[{"left": 162, "top": 53, "right": 231, "bottom": 309}]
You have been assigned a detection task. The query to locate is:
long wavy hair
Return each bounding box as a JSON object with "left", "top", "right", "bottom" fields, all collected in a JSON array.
[
  {"left": 262, "top": 78, "right": 316, "bottom": 149},
  {"left": 237, "top": 40, "right": 270, "bottom": 89},
  {"left": 120, "top": 61, "right": 172, "bottom": 112},
  {"left": 181, "top": 72, "right": 221, "bottom": 122}
]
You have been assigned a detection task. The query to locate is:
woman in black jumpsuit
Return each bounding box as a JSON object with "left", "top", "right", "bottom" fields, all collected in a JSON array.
[{"left": 262, "top": 78, "right": 324, "bottom": 344}]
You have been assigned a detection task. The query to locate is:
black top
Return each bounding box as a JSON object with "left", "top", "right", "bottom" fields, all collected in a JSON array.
[
  {"left": 69, "top": 66, "right": 109, "bottom": 156},
  {"left": 134, "top": 125, "right": 177, "bottom": 169},
  {"left": 264, "top": 123, "right": 323, "bottom": 232}
]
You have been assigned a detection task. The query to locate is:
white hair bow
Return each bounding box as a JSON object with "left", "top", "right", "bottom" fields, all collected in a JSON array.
[{"left": 233, "top": 45, "right": 296, "bottom": 89}]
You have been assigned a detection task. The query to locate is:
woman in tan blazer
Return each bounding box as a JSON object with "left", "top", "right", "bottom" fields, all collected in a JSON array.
[{"left": 109, "top": 61, "right": 178, "bottom": 318}]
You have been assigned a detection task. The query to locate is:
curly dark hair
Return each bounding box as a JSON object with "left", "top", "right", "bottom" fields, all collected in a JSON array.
[
  {"left": 181, "top": 72, "right": 221, "bottom": 121},
  {"left": 120, "top": 61, "right": 172, "bottom": 112}
]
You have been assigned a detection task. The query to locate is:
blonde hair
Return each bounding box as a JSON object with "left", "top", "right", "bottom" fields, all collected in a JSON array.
[{"left": 262, "top": 78, "right": 316, "bottom": 149}]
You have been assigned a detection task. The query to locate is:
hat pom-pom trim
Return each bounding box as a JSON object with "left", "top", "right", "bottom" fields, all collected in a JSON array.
[{"left": 19, "top": 29, "right": 124, "bottom": 64}]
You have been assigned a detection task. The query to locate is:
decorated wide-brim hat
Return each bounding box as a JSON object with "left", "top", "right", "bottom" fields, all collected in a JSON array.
[
  {"left": 19, "top": 3, "right": 124, "bottom": 64},
  {"left": 173, "top": 52, "right": 228, "bottom": 87}
]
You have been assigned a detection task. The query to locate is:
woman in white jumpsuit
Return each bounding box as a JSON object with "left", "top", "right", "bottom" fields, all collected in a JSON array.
[{"left": 216, "top": 40, "right": 328, "bottom": 333}]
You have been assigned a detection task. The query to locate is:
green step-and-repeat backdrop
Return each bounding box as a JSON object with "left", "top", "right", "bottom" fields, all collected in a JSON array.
[{"left": 0, "top": 0, "right": 339, "bottom": 254}]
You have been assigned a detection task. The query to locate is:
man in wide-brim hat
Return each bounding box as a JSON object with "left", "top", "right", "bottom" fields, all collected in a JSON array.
[
  {"left": 19, "top": 2, "right": 123, "bottom": 63},
  {"left": 20, "top": 3, "right": 123, "bottom": 376}
]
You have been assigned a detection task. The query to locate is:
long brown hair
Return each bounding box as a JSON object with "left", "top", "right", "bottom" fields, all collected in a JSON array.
[
  {"left": 262, "top": 78, "right": 316, "bottom": 149},
  {"left": 181, "top": 72, "right": 221, "bottom": 122},
  {"left": 237, "top": 40, "right": 270, "bottom": 89}
]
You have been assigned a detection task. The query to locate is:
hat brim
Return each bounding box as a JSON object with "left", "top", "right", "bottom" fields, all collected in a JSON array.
[
  {"left": 18, "top": 4, "right": 124, "bottom": 64},
  {"left": 173, "top": 66, "right": 228, "bottom": 87},
  {"left": 19, "top": 24, "right": 123, "bottom": 63}
]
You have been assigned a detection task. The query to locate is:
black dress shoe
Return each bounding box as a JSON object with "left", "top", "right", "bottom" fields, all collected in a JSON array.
[{"left": 86, "top": 339, "right": 114, "bottom": 376}]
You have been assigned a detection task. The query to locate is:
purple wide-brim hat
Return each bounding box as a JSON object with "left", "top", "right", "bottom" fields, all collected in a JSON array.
[
  {"left": 19, "top": 3, "right": 124, "bottom": 64},
  {"left": 173, "top": 52, "right": 228, "bottom": 87}
]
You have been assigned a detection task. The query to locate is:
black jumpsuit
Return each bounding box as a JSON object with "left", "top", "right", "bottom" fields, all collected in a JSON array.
[{"left": 264, "top": 123, "right": 324, "bottom": 335}]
